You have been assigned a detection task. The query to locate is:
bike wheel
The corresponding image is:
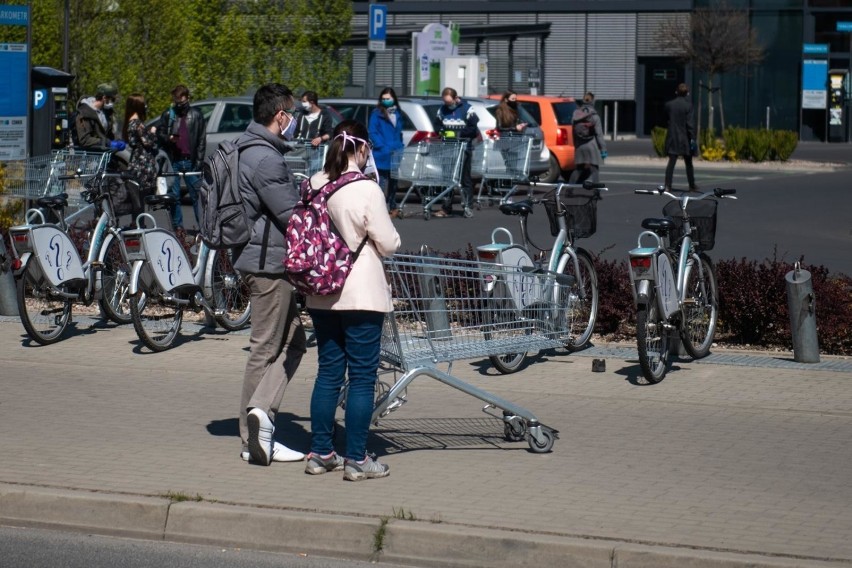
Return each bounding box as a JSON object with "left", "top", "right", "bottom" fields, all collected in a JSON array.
[
  {"left": 680, "top": 253, "right": 718, "bottom": 359},
  {"left": 485, "top": 281, "right": 528, "bottom": 374},
  {"left": 209, "top": 249, "right": 251, "bottom": 331},
  {"left": 562, "top": 248, "right": 598, "bottom": 351},
  {"left": 129, "top": 277, "right": 183, "bottom": 352},
  {"left": 98, "top": 235, "right": 132, "bottom": 324},
  {"left": 16, "top": 261, "right": 72, "bottom": 345},
  {"left": 636, "top": 291, "right": 670, "bottom": 384}
]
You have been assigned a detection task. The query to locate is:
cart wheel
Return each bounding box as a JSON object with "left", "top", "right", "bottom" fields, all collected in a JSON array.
[
  {"left": 503, "top": 418, "right": 526, "bottom": 442},
  {"left": 528, "top": 428, "right": 556, "bottom": 453},
  {"left": 475, "top": 201, "right": 482, "bottom": 210},
  {"left": 423, "top": 209, "right": 431, "bottom": 221},
  {"left": 397, "top": 209, "right": 405, "bottom": 220}
]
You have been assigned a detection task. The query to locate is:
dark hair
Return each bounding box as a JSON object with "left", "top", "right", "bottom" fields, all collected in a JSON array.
[
  {"left": 171, "top": 84, "right": 190, "bottom": 100},
  {"left": 301, "top": 90, "right": 319, "bottom": 106},
  {"left": 377, "top": 87, "right": 399, "bottom": 108},
  {"left": 121, "top": 93, "right": 147, "bottom": 140},
  {"left": 677, "top": 83, "right": 689, "bottom": 96},
  {"left": 324, "top": 120, "right": 369, "bottom": 182},
  {"left": 495, "top": 90, "right": 519, "bottom": 129},
  {"left": 253, "top": 83, "right": 294, "bottom": 126},
  {"left": 441, "top": 87, "right": 458, "bottom": 99},
  {"left": 583, "top": 91, "right": 595, "bottom": 104}
]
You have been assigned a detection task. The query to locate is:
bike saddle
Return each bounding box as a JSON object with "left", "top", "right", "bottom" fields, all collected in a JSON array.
[
  {"left": 641, "top": 217, "right": 676, "bottom": 233},
  {"left": 144, "top": 194, "right": 179, "bottom": 207},
  {"left": 36, "top": 193, "right": 68, "bottom": 209},
  {"left": 499, "top": 201, "right": 533, "bottom": 216}
]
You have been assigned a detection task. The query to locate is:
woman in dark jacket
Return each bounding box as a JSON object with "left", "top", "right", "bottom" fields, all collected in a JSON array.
[
  {"left": 664, "top": 83, "right": 698, "bottom": 191},
  {"left": 494, "top": 90, "right": 528, "bottom": 135},
  {"left": 368, "top": 87, "right": 404, "bottom": 217}
]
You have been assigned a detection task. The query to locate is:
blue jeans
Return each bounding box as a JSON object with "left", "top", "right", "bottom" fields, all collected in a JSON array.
[
  {"left": 378, "top": 169, "right": 398, "bottom": 211},
  {"left": 308, "top": 309, "right": 385, "bottom": 461},
  {"left": 169, "top": 159, "right": 201, "bottom": 229}
]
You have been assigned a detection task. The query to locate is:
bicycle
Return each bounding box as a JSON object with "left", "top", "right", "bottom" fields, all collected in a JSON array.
[
  {"left": 8, "top": 168, "right": 137, "bottom": 345},
  {"left": 475, "top": 181, "right": 605, "bottom": 373},
  {"left": 122, "top": 172, "right": 251, "bottom": 352},
  {"left": 628, "top": 186, "right": 737, "bottom": 383}
]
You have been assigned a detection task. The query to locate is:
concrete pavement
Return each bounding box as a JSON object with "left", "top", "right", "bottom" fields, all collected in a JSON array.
[{"left": 1, "top": 318, "right": 851, "bottom": 567}]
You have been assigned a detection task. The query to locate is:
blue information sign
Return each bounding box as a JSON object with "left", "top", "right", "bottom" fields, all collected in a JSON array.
[
  {"left": 368, "top": 4, "right": 387, "bottom": 52},
  {"left": 0, "top": 4, "right": 28, "bottom": 26},
  {"left": 803, "top": 43, "right": 829, "bottom": 55},
  {"left": 802, "top": 59, "right": 828, "bottom": 110},
  {"left": 837, "top": 22, "right": 852, "bottom": 32}
]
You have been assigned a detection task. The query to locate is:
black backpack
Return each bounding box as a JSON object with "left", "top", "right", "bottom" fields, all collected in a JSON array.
[{"left": 197, "top": 139, "right": 269, "bottom": 250}]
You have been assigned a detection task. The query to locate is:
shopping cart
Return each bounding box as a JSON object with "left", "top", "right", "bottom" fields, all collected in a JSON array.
[
  {"left": 471, "top": 134, "right": 533, "bottom": 207},
  {"left": 390, "top": 140, "right": 465, "bottom": 220},
  {"left": 284, "top": 141, "right": 328, "bottom": 178},
  {"left": 2, "top": 150, "right": 110, "bottom": 213},
  {"left": 372, "top": 253, "right": 565, "bottom": 452}
]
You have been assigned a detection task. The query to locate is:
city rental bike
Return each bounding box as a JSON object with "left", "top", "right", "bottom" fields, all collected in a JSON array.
[
  {"left": 476, "top": 181, "right": 605, "bottom": 373},
  {"left": 628, "top": 186, "right": 737, "bottom": 383},
  {"left": 9, "top": 169, "right": 138, "bottom": 345}
]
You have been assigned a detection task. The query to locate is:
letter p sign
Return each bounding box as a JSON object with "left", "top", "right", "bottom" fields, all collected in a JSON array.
[
  {"left": 34, "top": 89, "right": 47, "bottom": 110},
  {"left": 369, "top": 4, "right": 387, "bottom": 42}
]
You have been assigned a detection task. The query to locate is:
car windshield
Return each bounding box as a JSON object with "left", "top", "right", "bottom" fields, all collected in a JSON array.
[
  {"left": 553, "top": 101, "right": 578, "bottom": 126},
  {"left": 484, "top": 103, "right": 539, "bottom": 128}
]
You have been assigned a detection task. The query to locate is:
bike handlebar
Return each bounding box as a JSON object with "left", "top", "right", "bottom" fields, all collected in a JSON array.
[
  {"left": 633, "top": 186, "right": 737, "bottom": 200},
  {"left": 157, "top": 171, "right": 202, "bottom": 178}
]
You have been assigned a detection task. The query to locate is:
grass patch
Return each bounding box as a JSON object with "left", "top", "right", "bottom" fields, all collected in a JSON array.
[
  {"left": 161, "top": 491, "right": 204, "bottom": 503},
  {"left": 392, "top": 506, "right": 416, "bottom": 521}
]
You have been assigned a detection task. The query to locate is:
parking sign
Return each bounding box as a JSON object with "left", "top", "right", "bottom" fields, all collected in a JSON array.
[{"left": 369, "top": 4, "right": 387, "bottom": 52}]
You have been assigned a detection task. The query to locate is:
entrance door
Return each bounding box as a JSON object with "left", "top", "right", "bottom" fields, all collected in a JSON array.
[{"left": 641, "top": 58, "right": 684, "bottom": 135}]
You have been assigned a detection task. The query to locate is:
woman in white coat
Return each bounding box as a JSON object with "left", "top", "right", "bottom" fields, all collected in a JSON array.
[{"left": 303, "top": 120, "right": 401, "bottom": 481}]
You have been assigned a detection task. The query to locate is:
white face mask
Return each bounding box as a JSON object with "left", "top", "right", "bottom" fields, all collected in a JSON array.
[
  {"left": 280, "top": 113, "right": 296, "bottom": 140},
  {"left": 301, "top": 101, "right": 312, "bottom": 111},
  {"left": 104, "top": 102, "right": 115, "bottom": 111}
]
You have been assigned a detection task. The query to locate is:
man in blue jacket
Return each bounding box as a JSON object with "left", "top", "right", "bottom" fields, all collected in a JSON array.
[
  {"left": 368, "top": 88, "right": 405, "bottom": 217},
  {"left": 435, "top": 87, "right": 479, "bottom": 218}
]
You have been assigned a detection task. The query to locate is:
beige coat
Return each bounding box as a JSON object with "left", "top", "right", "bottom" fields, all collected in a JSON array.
[{"left": 304, "top": 163, "right": 401, "bottom": 313}]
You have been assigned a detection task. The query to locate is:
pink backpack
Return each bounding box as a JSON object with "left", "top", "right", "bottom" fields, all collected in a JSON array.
[{"left": 284, "top": 171, "right": 369, "bottom": 296}]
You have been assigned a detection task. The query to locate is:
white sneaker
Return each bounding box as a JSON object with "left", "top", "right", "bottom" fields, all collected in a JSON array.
[
  {"left": 247, "top": 408, "right": 274, "bottom": 466},
  {"left": 241, "top": 442, "right": 305, "bottom": 463}
]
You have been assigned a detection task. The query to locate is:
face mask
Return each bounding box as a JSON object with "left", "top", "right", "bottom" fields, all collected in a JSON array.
[
  {"left": 280, "top": 113, "right": 297, "bottom": 141},
  {"left": 301, "top": 101, "right": 312, "bottom": 111},
  {"left": 104, "top": 102, "right": 115, "bottom": 111},
  {"left": 508, "top": 100, "right": 517, "bottom": 109},
  {"left": 335, "top": 131, "right": 379, "bottom": 185},
  {"left": 381, "top": 99, "right": 395, "bottom": 108},
  {"left": 445, "top": 101, "right": 458, "bottom": 111},
  {"left": 175, "top": 102, "right": 189, "bottom": 114}
]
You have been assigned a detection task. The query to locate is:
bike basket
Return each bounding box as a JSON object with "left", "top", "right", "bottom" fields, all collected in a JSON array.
[
  {"left": 662, "top": 199, "right": 718, "bottom": 250},
  {"left": 543, "top": 189, "right": 599, "bottom": 238}
]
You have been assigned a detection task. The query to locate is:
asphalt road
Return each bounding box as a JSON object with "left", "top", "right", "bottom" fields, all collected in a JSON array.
[
  {"left": 0, "top": 526, "right": 408, "bottom": 568},
  {"left": 387, "top": 163, "right": 852, "bottom": 276}
]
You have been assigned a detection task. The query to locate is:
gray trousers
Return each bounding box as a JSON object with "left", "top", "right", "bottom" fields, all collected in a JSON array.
[{"left": 239, "top": 274, "right": 307, "bottom": 450}]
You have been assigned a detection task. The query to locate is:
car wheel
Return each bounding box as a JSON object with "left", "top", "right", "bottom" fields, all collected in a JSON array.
[{"left": 540, "top": 154, "right": 561, "bottom": 184}]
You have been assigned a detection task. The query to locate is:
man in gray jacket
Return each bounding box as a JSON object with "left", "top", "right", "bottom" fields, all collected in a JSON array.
[{"left": 233, "top": 83, "right": 306, "bottom": 466}]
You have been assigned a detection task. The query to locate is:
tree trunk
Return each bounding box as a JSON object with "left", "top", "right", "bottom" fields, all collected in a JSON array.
[
  {"left": 697, "top": 79, "right": 703, "bottom": 147},
  {"left": 718, "top": 84, "right": 727, "bottom": 132},
  {"left": 707, "top": 76, "right": 715, "bottom": 137}
]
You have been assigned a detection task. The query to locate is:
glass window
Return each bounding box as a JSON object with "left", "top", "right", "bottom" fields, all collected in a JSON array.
[
  {"left": 331, "top": 104, "right": 359, "bottom": 122},
  {"left": 521, "top": 102, "right": 542, "bottom": 125},
  {"left": 218, "top": 103, "right": 253, "bottom": 133},
  {"left": 552, "top": 102, "right": 578, "bottom": 125},
  {"left": 194, "top": 103, "right": 216, "bottom": 123}
]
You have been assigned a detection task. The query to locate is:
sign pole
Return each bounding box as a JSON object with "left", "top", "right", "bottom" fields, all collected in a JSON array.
[{"left": 367, "top": 3, "right": 388, "bottom": 99}]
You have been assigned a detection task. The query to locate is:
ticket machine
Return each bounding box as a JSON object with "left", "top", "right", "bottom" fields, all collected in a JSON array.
[{"left": 31, "top": 66, "right": 75, "bottom": 156}]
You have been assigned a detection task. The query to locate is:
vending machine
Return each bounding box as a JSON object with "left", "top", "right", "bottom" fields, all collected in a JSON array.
[{"left": 440, "top": 56, "right": 489, "bottom": 98}]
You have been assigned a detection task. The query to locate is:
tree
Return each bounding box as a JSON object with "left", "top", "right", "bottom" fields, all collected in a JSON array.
[{"left": 656, "top": 1, "right": 764, "bottom": 139}]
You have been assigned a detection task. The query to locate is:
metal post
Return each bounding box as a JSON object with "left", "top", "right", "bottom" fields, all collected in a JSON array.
[
  {"left": 603, "top": 105, "right": 609, "bottom": 138},
  {"left": 365, "top": 50, "right": 376, "bottom": 99},
  {"left": 613, "top": 101, "right": 619, "bottom": 141},
  {"left": 766, "top": 106, "right": 770, "bottom": 130},
  {"left": 0, "top": 237, "right": 19, "bottom": 316},
  {"left": 785, "top": 263, "right": 820, "bottom": 363},
  {"left": 63, "top": 0, "right": 70, "bottom": 73}
]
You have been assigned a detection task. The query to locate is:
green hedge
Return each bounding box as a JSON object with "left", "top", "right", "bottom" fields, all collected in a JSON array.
[{"left": 651, "top": 126, "right": 799, "bottom": 163}]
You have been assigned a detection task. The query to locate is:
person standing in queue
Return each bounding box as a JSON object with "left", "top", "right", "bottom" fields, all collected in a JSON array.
[
  {"left": 368, "top": 87, "right": 404, "bottom": 218},
  {"left": 156, "top": 85, "right": 206, "bottom": 241},
  {"left": 303, "top": 120, "right": 401, "bottom": 481},
  {"left": 435, "top": 87, "right": 479, "bottom": 219}
]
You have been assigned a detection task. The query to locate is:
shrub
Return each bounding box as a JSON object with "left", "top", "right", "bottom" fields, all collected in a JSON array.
[
  {"left": 591, "top": 255, "right": 634, "bottom": 338},
  {"left": 0, "top": 163, "right": 25, "bottom": 235},
  {"left": 772, "top": 130, "right": 798, "bottom": 161},
  {"left": 747, "top": 129, "right": 773, "bottom": 162},
  {"left": 650, "top": 127, "right": 667, "bottom": 157},
  {"left": 700, "top": 129, "right": 725, "bottom": 162},
  {"left": 722, "top": 127, "right": 749, "bottom": 161}
]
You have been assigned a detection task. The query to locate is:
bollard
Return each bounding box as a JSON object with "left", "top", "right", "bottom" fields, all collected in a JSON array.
[
  {"left": 785, "top": 263, "right": 820, "bottom": 363},
  {"left": 0, "top": 236, "right": 19, "bottom": 316}
]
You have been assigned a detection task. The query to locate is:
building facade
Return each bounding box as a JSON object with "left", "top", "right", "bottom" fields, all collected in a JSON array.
[{"left": 348, "top": 0, "right": 852, "bottom": 140}]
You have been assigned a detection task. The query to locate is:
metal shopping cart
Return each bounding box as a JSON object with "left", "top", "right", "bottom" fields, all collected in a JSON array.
[
  {"left": 372, "top": 253, "right": 565, "bottom": 452},
  {"left": 390, "top": 140, "right": 465, "bottom": 220},
  {"left": 472, "top": 134, "right": 533, "bottom": 207},
  {"left": 2, "top": 150, "right": 110, "bottom": 213},
  {"left": 283, "top": 141, "right": 328, "bottom": 179}
]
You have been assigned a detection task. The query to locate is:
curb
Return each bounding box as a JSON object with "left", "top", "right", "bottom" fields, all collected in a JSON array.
[
  {"left": 603, "top": 157, "right": 843, "bottom": 172},
  {"left": 0, "top": 484, "right": 846, "bottom": 567}
]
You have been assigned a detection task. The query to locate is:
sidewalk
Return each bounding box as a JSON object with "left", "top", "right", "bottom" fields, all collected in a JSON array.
[{"left": 1, "top": 318, "right": 851, "bottom": 567}]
